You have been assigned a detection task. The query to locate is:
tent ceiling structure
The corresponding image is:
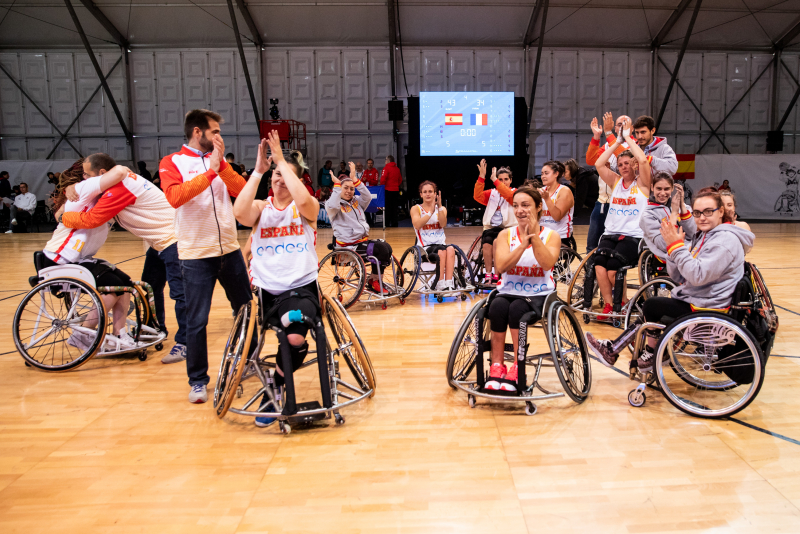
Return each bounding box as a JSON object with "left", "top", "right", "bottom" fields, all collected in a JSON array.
[{"left": 3, "top": 0, "right": 800, "bottom": 50}]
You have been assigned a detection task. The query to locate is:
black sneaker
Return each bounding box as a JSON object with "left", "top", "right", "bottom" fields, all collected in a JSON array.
[
  {"left": 636, "top": 350, "right": 656, "bottom": 373},
  {"left": 585, "top": 332, "right": 618, "bottom": 367}
]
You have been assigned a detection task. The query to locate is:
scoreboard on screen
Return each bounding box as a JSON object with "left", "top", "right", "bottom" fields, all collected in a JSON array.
[{"left": 420, "top": 92, "right": 515, "bottom": 156}]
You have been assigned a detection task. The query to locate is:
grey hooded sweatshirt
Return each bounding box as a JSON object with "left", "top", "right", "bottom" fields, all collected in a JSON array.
[
  {"left": 667, "top": 223, "right": 755, "bottom": 310},
  {"left": 639, "top": 201, "right": 696, "bottom": 259},
  {"left": 325, "top": 179, "right": 372, "bottom": 245}
]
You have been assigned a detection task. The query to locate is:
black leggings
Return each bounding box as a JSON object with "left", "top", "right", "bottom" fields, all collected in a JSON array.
[
  {"left": 481, "top": 226, "right": 504, "bottom": 246},
  {"left": 355, "top": 240, "right": 393, "bottom": 274},
  {"left": 642, "top": 297, "right": 692, "bottom": 326},
  {"left": 561, "top": 236, "right": 577, "bottom": 251},
  {"left": 260, "top": 282, "right": 319, "bottom": 339},
  {"left": 488, "top": 294, "right": 547, "bottom": 333},
  {"left": 593, "top": 235, "right": 639, "bottom": 272}
]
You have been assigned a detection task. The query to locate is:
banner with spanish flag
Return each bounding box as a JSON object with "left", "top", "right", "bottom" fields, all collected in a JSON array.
[
  {"left": 444, "top": 113, "right": 462, "bottom": 125},
  {"left": 675, "top": 154, "right": 695, "bottom": 180}
]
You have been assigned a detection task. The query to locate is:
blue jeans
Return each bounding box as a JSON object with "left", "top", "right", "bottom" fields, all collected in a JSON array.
[
  {"left": 181, "top": 250, "right": 252, "bottom": 386},
  {"left": 141, "top": 243, "right": 186, "bottom": 345},
  {"left": 587, "top": 201, "right": 609, "bottom": 253}
]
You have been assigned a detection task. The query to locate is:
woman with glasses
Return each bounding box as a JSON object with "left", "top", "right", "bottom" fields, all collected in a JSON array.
[{"left": 586, "top": 187, "right": 755, "bottom": 372}]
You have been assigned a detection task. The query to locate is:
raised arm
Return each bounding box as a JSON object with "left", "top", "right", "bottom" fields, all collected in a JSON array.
[
  {"left": 324, "top": 174, "right": 344, "bottom": 221},
  {"left": 350, "top": 162, "right": 372, "bottom": 211},
  {"left": 436, "top": 191, "right": 447, "bottom": 228},
  {"left": 620, "top": 117, "right": 651, "bottom": 194},
  {"left": 232, "top": 138, "right": 271, "bottom": 227},
  {"left": 595, "top": 135, "right": 623, "bottom": 189},
  {"left": 99, "top": 165, "right": 129, "bottom": 191},
  {"left": 266, "top": 131, "right": 319, "bottom": 222},
  {"left": 211, "top": 136, "right": 247, "bottom": 197},
  {"left": 473, "top": 159, "right": 491, "bottom": 205}
]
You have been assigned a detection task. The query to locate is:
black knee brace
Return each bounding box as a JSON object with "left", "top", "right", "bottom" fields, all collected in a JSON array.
[{"left": 274, "top": 341, "right": 309, "bottom": 387}]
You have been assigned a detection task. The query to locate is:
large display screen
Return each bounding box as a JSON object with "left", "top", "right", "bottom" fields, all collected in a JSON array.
[{"left": 419, "top": 91, "right": 514, "bottom": 156}]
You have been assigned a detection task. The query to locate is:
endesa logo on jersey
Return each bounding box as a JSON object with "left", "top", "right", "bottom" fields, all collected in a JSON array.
[
  {"left": 502, "top": 281, "right": 552, "bottom": 293},
  {"left": 608, "top": 207, "right": 640, "bottom": 217},
  {"left": 260, "top": 223, "right": 305, "bottom": 238},
  {"left": 255, "top": 242, "right": 310, "bottom": 256}
]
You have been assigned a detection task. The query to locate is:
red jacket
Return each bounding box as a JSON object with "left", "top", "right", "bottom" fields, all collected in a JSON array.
[
  {"left": 362, "top": 168, "right": 380, "bottom": 187},
  {"left": 380, "top": 162, "right": 402, "bottom": 191}
]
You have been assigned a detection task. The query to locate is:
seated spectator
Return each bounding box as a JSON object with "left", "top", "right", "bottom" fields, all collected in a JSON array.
[
  {"left": 137, "top": 161, "right": 152, "bottom": 181},
  {"left": 0, "top": 171, "right": 11, "bottom": 221},
  {"left": 362, "top": 158, "right": 379, "bottom": 186},
  {"left": 5, "top": 182, "right": 37, "bottom": 233},
  {"left": 318, "top": 160, "right": 333, "bottom": 188},
  {"left": 338, "top": 160, "right": 350, "bottom": 177}
]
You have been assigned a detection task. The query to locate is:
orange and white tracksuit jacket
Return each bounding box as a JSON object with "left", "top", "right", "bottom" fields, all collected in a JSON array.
[{"left": 159, "top": 145, "right": 246, "bottom": 260}]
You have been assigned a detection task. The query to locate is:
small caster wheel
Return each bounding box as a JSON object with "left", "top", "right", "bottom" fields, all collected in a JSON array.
[
  {"left": 280, "top": 422, "right": 291, "bottom": 435},
  {"left": 335, "top": 413, "right": 345, "bottom": 425},
  {"left": 338, "top": 295, "right": 343, "bottom": 303},
  {"left": 613, "top": 319, "right": 622, "bottom": 328},
  {"left": 437, "top": 295, "right": 443, "bottom": 303},
  {"left": 468, "top": 395, "right": 476, "bottom": 408},
  {"left": 155, "top": 343, "right": 164, "bottom": 351},
  {"left": 236, "top": 384, "right": 243, "bottom": 398},
  {"left": 382, "top": 302, "right": 387, "bottom": 310},
  {"left": 583, "top": 314, "right": 590, "bottom": 324},
  {"left": 461, "top": 293, "right": 467, "bottom": 301},
  {"left": 399, "top": 297, "right": 405, "bottom": 305},
  {"left": 24, "top": 361, "right": 31, "bottom": 367},
  {"left": 525, "top": 402, "right": 537, "bottom": 416},
  {"left": 628, "top": 389, "right": 646, "bottom": 407},
  {"left": 138, "top": 351, "right": 147, "bottom": 361}
]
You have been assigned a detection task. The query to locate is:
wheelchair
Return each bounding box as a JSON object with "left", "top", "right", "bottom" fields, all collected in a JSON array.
[
  {"left": 446, "top": 290, "right": 592, "bottom": 415},
  {"left": 617, "top": 263, "right": 777, "bottom": 418},
  {"left": 318, "top": 237, "right": 415, "bottom": 310},
  {"left": 213, "top": 290, "right": 375, "bottom": 435},
  {"left": 466, "top": 232, "right": 583, "bottom": 298},
  {"left": 566, "top": 242, "right": 647, "bottom": 327},
  {"left": 636, "top": 240, "right": 669, "bottom": 286},
  {"left": 398, "top": 244, "right": 475, "bottom": 302},
  {"left": 12, "top": 252, "right": 166, "bottom": 371}
]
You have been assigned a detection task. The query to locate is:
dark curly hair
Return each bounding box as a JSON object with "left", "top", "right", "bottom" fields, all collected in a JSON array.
[{"left": 52, "top": 159, "right": 85, "bottom": 214}]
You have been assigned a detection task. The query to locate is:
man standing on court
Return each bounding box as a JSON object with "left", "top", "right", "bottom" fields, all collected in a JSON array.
[
  {"left": 159, "top": 109, "right": 252, "bottom": 404},
  {"left": 380, "top": 155, "right": 402, "bottom": 227}
]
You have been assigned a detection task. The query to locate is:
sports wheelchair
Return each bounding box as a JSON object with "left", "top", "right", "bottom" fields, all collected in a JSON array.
[
  {"left": 213, "top": 290, "right": 375, "bottom": 434},
  {"left": 446, "top": 290, "right": 592, "bottom": 415},
  {"left": 318, "top": 237, "right": 414, "bottom": 310},
  {"left": 12, "top": 252, "right": 166, "bottom": 371},
  {"left": 466, "top": 233, "right": 583, "bottom": 298},
  {"left": 398, "top": 244, "right": 475, "bottom": 302},
  {"left": 612, "top": 263, "right": 777, "bottom": 418}
]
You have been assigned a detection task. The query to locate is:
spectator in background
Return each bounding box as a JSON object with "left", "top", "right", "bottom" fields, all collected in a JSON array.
[
  {"left": 0, "top": 170, "right": 11, "bottom": 202},
  {"left": 719, "top": 179, "right": 731, "bottom": 191},
  {"left": 629, "top": 115, "right": 678, "bottom": 175},
  {"left": 380, "top": 154, "right": 402, "bottom": 227},
  {"left": 5, "top": 182, "right": 37, "bottom": 233},
  {"left": 301, "top": 169, "right": 314, "bottom": 195},
  {"left": 338, "top": 160, "right": 350, "bottom": 177},
  {"left": 354, "top": 162, "right": 364, "bottom": 182},
  {"left": 47, "top": 172, "right": 58, "bottom": 186},
  {"left": 363, "top": 158, "right": 379, "bottom": 186},
  {"left": 563, "top": 158, "right": 579, "bottom": 192},
  {"left": 137, "top": 161, "right": 152, "bottom": 181},
  {"left": 12, "top": 185, "right": 21, "bottom": 197},
  {"left": 225, "top": 153, "right": 244, "bottom": 174},
  {"left": 318, "top": 160, "right": 333, "bottom": 188}
]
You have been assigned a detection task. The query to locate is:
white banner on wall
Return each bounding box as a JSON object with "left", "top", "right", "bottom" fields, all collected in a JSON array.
[
  {"left": 694, "top": 155, "right": 800, "bottom": 221},
  {"left": 0, "top": 160, "right": 78, "bottom": 203}
]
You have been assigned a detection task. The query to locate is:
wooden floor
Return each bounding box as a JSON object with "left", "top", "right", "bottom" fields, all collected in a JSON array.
[{"left": 2, "top": 223, "right": 800, "bottom": 533}]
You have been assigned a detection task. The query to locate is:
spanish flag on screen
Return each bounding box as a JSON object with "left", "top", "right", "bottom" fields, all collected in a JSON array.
[
  {"left": 445, "top": 113, "right": 462, "bottom": 125},
  {"left": 470, "top": 113, "right": 488, "bottom": 126}
]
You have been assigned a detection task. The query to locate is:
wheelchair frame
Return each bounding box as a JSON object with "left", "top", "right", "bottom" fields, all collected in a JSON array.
[
  {"left": 318, "top": 238, "right": 414, "bottom": 310},
  {"left": 13, "top": 259, "right": 166, "bottom": 371},
  {"left": 399, "top": 244, "right": 475, "bottom": 302},
  {"left": 213, "top": 292, "right": 375, "bottom": 434},
  {"left": 446, "top": 290, "right": 592, "bottom": 415}
]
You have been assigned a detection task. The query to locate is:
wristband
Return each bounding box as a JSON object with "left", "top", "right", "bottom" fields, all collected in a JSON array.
[
  {"left": 605, "top": 131, "right": 613, "bottom": 137},
  {"left": 250, "top": 172, "right": 263, "bottom": 181}
]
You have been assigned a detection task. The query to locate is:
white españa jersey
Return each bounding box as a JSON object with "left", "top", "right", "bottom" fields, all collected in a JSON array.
[
  {"left": 539, "top": 184, "right": 573, "bottom": 238},
  {"left": 249, "top": 197, "right": 318, "bottom": 294},
  {"left": 44, "top": 177, "right": 109, "bottom": 264},
  {"left": 603, "top": 177, "right": 647, "bottom": 238},
  {"left": 498, "top": 226, "right": 556, "bottom": 297},
  {"left": 414, "top": 204, "right": 446, "bottom": 246}
]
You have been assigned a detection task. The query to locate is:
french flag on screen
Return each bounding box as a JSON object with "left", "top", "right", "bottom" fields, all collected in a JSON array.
[{"left": 470, "top": 113, "right": 488, "bottom": 126}]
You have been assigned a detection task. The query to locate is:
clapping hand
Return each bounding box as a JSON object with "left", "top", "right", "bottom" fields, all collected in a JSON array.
[
  {"left": 436, "top": 190, "right": 442, "bottom": 208},
  {"left": 254, "top": 138, "right": 271, "bottom": 174},
  {"left": 490, "top": 167, "right": 497, "bottom": 182},
  {"left": 477, "top": 158, "right": 487, "bottom": 178},
  {"left": 660, "top": 217, "right": 685, "bottom": 246},
  {"left": 603, "top": 112, "right": 614, "bottom": 133},
  {"left": 590, "top": 117, "right": 603, "bottom": 137},
  {"left": 332, "top": 171, "right": 341, "bottom": 185},
  {"left": 672, "top": 184, "right": 685, "bottom": 212},
  {"left": 620, "top": 117, "right": 633, "bottom": 141},
  {"left": 209, "top": 136, "right": 224, "bottom": 172},
  {"left": 348, "top": 161, "right": 356, "bottom": 177},
  {"left": 265, "top": 131, "right": 285, "bottom": 165}
]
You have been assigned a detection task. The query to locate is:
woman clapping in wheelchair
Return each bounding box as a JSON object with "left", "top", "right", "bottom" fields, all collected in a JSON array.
[{"left": 485, "top": 187, "right": 562, "bottom": 392}]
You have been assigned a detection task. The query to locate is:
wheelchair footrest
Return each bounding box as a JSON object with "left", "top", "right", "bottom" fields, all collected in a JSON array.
[
  {"left": 478, "top": 387, "right": 519, "bottom": 397},
  {"left": 286, "top": 401, "right": 327, "bottom": 425}
]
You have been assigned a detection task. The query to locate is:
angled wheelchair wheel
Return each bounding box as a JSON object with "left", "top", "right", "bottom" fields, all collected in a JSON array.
[
  {"left": 623, "top": 278, "right": 678, "bottom": 329},
  {"left": 446, "top": 298, "right": 489, "bottom": 388},
  {"left": 399, "top": 246, "right": 421, "bottom": 295},
  {"left": 554, "top": 247, "right": 583, "bottom": 302},
  {"left": 466, "top": 234, "right": 486, "bottom": 286},
  {"left": 13, "top": 278, "right": 107, "bottom": 371},
  {"left": 380, "top": 254, "right": 414, "bottom": 299},
  {"left": 549, "top": 302, "right": 592, "bottom": 403},
  {"left": 452, "top": 245, "right": 475, "bottom": 290},
  {"left": 566, "top": 248, "right": 597, "bottom": 309},
  {"left": 654, "top": 313, "right": 765, "bottom": 418},
  {"left": 323, "top": 295, "right": 375, "bottom": 395},
  {"left": 318, "top": 249, "right": 366, "bottom": 309},
  {"left": 214, "top": 297, "right": 258, "bottom": 418}
]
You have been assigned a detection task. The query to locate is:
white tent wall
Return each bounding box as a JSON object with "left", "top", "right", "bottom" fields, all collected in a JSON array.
[{"left": 3, "top": 46, "right": 800, "bottom": 183}]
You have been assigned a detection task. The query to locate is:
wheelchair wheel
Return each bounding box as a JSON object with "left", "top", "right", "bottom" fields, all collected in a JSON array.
[
  {"left": 566, "top": 248, "right": 597, "bottom": 309},
  {"left": 380, "top": 254, "right": 414, "bottom": 299},
  {"left": 623, "top": 278, "right": 678, "bottom": 329},
  {"left": 654, "top": 313, "right": 765, "bottom": 418},
  {"left": 554, "top": 247, "right": 583, "bottom": 301},
  {"left": 466, "top": 234, "right": 486, "bottom": 286},
  {"left": 318, "top": 249, "right": 366, "bottom": 309},
  {"left": 323, "top": 294, "right": 375, "bottom": 395},
  {"left": 549, "top": 302, "right": 592, "bottom": 403},
  {"left": 637, "top": 249, "right": 669, "bottom": 286},
  {"left": 452, "top": 245, "right": 475, "bottom": 290},
  {"left": 13, "top": 278, "right": 107, "bottom": 371},
  {"left": 214, "top": 297, "right": 258, "bottom": 418},
  {"left": 399, "top": 246, "right": 421, "bottom": 294},
  {"left": 446, "top": 298, "right": 489, "bottom": 388}
]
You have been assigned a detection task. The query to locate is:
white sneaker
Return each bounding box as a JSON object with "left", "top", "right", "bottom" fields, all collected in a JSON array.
[
  {"left": 435, "top": 280, "right": 446, "bottom": 291},
  {"left": 445, "top": 279, "right": 455, "bottom": 290},
  {"left": 118, "top": 332, "right": 143, "bottom": 348},
  {"left": 189, "top": 384, "right": 208, "bottom": 404},
  {"left": 10, "top": 218, "right": 17, "bottom": 226},
  {"left": 67, "top": 331, "right": 93, "bottom": 352},
  {"left": 5, "top": 230, "right": 12, "bottom": 234}
]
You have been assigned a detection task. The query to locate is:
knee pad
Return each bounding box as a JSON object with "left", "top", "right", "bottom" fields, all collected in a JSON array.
[{"left": 290, "top": 341, "right": 309, "bottom": 372}]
